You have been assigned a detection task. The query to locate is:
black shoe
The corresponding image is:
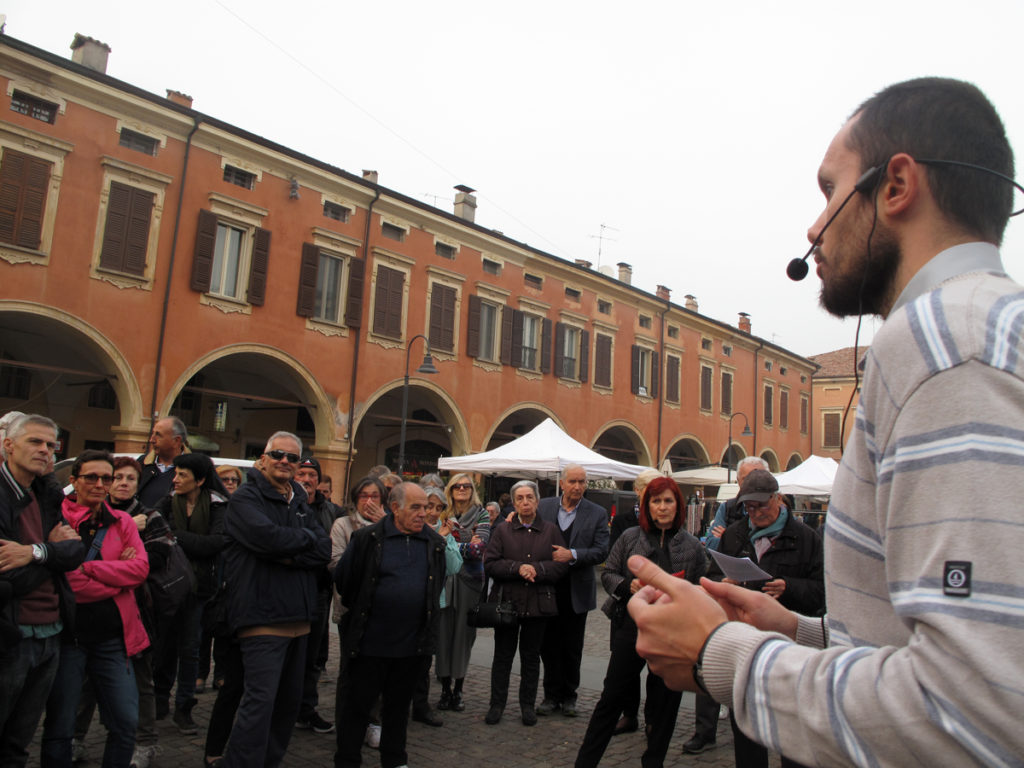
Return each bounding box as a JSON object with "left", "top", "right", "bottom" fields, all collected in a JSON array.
[
  {"left": 521, "top": 707, "right": 537, "bottom": 726},
  {"left": 485, "top": 706, "right": 503, "bottom": 725},
  {"left": 613, "top": 715, "right": 638, "bottom": 735},
  {"left": 437, "top": 690, "right": 452, "bottom": 710},
  {"left": 412, "top": 708, "right": 444, "bottom": 727},
  {"left": 536, "top": 698, "right": 560, "bottom": 716},
  {"left": 155, "top": 698, "right": 169, "bottom": 720},
  {"left": 173, "top": 707, "right": 198, "bottom": 735},
  {"left": 682, "top": 735, "right": 717, "bottom": 754},
  {"left": 450, "top": 691, "right": 465, "bottom": 712},
  {"left": 561, "top": 699, "right": 578, "bottom": 717},
  {"left": 296, "top": 711, "right": 335, "bottom": 734}
]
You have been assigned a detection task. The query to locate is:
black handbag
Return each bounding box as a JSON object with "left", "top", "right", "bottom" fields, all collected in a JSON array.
[{"left": 467, "top": 586, "right": 517, "bottom": 629}]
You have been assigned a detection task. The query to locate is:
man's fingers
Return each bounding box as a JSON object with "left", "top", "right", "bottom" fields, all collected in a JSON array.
[{"left": 628, "top": 555, "right": 685, "bottom": 597}]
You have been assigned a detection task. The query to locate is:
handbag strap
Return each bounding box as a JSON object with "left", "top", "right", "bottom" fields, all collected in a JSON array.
[{"left": 85, "top": 526, "right": 109, "bottom": 562}]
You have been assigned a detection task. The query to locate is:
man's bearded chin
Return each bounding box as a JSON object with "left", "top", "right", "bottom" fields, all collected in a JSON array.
[{"left": 819, "top": 229, "right": 902, "bottom": 319}]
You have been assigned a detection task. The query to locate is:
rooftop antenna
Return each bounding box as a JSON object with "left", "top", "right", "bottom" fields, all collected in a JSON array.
[{"left": 589, "top": 223, "right": 618, "bottom": 268}]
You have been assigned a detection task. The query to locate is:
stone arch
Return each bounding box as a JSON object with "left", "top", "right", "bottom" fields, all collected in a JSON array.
[
  {"left": 759, "top": 448, "right": 781, "bottom": 473},
  {"left": 662, "top": 432, "right": 711, "bottom": 472},
  {"left": 721, "top": 442, "right": 750, "bottom": 471},
  {"left": 482, "top": 403, "right": 564, "bottom": 452},
  {"left": 786, "top": 452, "right": 804, "bottom": 470},
  {"left": 591, "top": 420, "right": 652, "bottom": 467},
  {"left": 0, "top": 300, "right": 144, "bottom": 454}
]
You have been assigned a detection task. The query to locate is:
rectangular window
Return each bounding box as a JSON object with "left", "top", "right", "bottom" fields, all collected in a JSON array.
[
  {"left": 594, "top": 333, "right": 612, "bottom": 387},
  {"left": 0, "top": 362, "right": 31, "bottom": 399},
  {"left": 482, "top": 258, "right": 502, "bottom": 276},
  {"left": 701, "top": 338, "right": 713, "bottom": 351},
  {"left": 435, "top": 242, "right": 456, "bottom": 260},
  {"left": 211, "top": 223, "right": 244, "bottom": 298},
  {"left": 598, "top": 299, "right": 612, "bottom": 315},
  {"left": 428, "top": 283, "right": 457, "bottom": 352},
  {"left": 764, "top": 384, "right": 774, "bottom": 426},
  {"left": 381, "top": 222, "right": 405, "bottom": 241},
  {"left": 765, "top": 360, "right": 774, "bottom": 372},
  {"left": 323, "top": 201, "right": 349, "bottom": 222},
  {"left": 98, "top": 181, "right": 154, "bottom": 276},
  {"left": 190, "top": 209, "right": 270, "bottom": 305},
  {"left": 478, "top": 300, "right": 498, "bottom": 361},
  {"left": 373, "top": 264, "right": 405, "bottom": 338},
  {"left": 314, "top": 251, "right": 346, "bottom": 323},
  {"left": 118, "top": 128, "right": 158, "bottom": 155},
  {"left": 558, "top": 325, "right": 579, "bottom": 379},
  {"left": 667, "top": 325, "right": 678, "bottom": 339},
  {"left": 521, "top": 314, "right": 540, "bottom": 370},
  {"left": 639, "top": 315, "right": 652, "bottom": 329},
  {"left": 800, "top": 395, "right": 809, "bottom": 435},
  {"left": 631, "top": 345, "right": 658, "bottom": 398},
  {"left": 222, "top": 165, "right": 255, "bottom": 190},
  {"left": 700, "top": 365, "right": 713, "bottom": 411},
  {"left": 721, "top": 371, "right": 733, "bottom": 415},
  {"left": 823, "top": 412, "right": 842, "bottom": 448},
  {"left": 565, "top": 287, "right": 581, "bottom": 301},
  {"left": 524, "top": 273, "right": 543, "bottom": 290},
  {"left": 722, "top": 344, "right": 732, "bottom": 357},
  {"left": 780, "top": 389, "right": 790, "bottom": 429},
  {"left": 666, "top": 354, "right": 680, "bottom": 403},
  {"left": 0, "top": 148, "right": 51, "bottom": 250},
  {"left": 10, "top": 91, "right": 58, "bottom": 124}
]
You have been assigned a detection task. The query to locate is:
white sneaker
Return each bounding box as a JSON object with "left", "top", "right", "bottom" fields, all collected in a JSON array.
[
  {"left": 130, "top": 744, "right": 159, "bottom": 768},
  {"left": 364, "top": 723, "right": 382, "bottom": 749},
  {"left": 71, "top": 739, "right": 88, "bottom": 763}
]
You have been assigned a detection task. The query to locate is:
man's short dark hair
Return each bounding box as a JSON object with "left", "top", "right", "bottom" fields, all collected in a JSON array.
[{"left": 848, "top": 77, "right": 1015, "bottom": 244}]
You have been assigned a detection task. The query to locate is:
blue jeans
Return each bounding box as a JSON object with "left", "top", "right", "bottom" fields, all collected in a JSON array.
[
  {"left": 41, "top": 639, "right": 138, "bottom": 768},
  {"left": 0, "top": 633, "right": 60, "bottom": 767}
]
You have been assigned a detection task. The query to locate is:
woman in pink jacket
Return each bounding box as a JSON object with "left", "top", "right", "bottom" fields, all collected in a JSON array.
[{"left": 40, "top": 450, "right": 149, "bottom": 768}]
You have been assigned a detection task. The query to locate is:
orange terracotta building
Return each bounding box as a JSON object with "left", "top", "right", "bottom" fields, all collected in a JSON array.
[
  {"left": 808, "top": 346, "right": 864, "bottom": 460},
  {"left": 0, "top": 33, "right": 816, "bottom": 493}
]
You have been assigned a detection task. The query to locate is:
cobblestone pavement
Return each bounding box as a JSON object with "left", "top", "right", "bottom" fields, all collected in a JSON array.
[{"left": 31, "top": 609, "right": 782, "bottom": 768}]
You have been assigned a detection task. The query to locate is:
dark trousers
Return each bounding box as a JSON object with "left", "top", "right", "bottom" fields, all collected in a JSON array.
[
  {"left": 204, "top": 639, "right": 243, "bottom": 759},
  {"left": 334, "top": 654, "right": 426, "bottom": 768},
  {"left": 0, "top": 633, "right": 60, "bottom": 767},
  {"left": 489, "top": 617, "right": 546, "bottom": 711},
  {"left": 575, "top": 623, "right": 681, "bottom": 768},
  {"left": 694, "top": 691, "right": 720, "bottom": 741},
  {"left": 729, "top": 709, "right": 810, "bottom": 768},
  {"left": 222, "top": 633, "right": 308, "bottom": 768},
  {"left": 540, "top": 606, "right": 587, "bottom": 703},
  {"left": 299, "top": 591, "right": 330, "bottom": 718},
  {"left": 411, "top": 656, "right": 431, "bottom": 715},
  {"left": 154, "top": 592, "right": 203, "bottom": 709}
]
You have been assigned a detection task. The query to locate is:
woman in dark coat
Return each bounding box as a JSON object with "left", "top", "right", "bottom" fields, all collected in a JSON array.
[
  {"left": 574, "top": 475, "right": 708, "bottom": 768},
  {"left": 483, "top": 479, "right": 568, "bottom": 726}
]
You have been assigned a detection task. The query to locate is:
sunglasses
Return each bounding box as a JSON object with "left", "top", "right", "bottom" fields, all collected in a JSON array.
[
  {"left": 78, "top": 473, "right": 114, "bottom": 486},
  {"left": 451, "top": 483, "right": 473, "bottom": 491},
  {"left": 266, "top": 449, "right": 300, "bottom": 463}
]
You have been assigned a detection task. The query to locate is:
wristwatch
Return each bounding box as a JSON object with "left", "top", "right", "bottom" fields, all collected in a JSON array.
[{"left": 31, "top": 543, "right": 44, "bottom": 562}]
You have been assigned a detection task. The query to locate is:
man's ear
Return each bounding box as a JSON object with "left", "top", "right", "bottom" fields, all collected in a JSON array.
[{"left": 879, "top": 153, "right": 922, "bottom": 217}]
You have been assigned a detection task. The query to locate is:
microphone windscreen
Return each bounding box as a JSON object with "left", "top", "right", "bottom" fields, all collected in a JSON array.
[{"left": 787, "top": 258, "right": 809, "bottom": 281}]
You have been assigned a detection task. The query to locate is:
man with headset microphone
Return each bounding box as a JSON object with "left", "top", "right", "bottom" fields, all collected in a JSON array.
[{"left": 627, "top": 77, "right": 1024, "bottom": 766}]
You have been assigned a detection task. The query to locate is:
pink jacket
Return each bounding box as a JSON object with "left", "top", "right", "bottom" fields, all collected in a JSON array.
[{"left": 62, "top": 497, "right": 151, "bottom": 656}]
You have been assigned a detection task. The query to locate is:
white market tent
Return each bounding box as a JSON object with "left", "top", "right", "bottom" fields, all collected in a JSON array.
[
  {"left": 437, "top": 417, "right": 652, "bottom": 481},
  {"left": 671, "top": 465, "right": 735, "bottom": 486},
  {"left": 774, "top": 455, "right": 839, "bottom": 496}
]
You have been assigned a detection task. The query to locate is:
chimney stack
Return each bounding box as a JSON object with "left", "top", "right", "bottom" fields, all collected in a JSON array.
[
  {"left": 656, "top": 285, "right": 671, "bottom": 301},
  {"left": 362, "top": 170, "right": 379, "bottom": 184},
  {"left": 70, "top": 34, "right": 110, "bottom": 73},
  {"left": 574, "top": 259, "right": 592, "bottom": 269},
  {"left": 617, "top": 262, "right": 632, "bottom": 285},
  {"left": 684, "top": 294, "right": 698, "bottom": 312},
  {"left": 453, "top": 185, "right": 477, "bottom": 222},
  {"left": 166, "top": 90, "right": 193, "bottom": 109},
  {"left": 738, "top": 312, "right": 752, "bottom": 334}
]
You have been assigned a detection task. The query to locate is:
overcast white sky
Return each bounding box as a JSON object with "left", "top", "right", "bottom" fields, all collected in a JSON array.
[{"left": 7, "top": 0, "right": 1024, "bottom": 358}]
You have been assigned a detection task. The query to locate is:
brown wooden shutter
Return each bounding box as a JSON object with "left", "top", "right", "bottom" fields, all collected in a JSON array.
[
  {"left": 800, "top": 397, "right": 809, "bottom": 434},
  {"left": 579, "top": 330, "right": 589, "bottom": 383},
  {"left": 650, "top": 351, "right": 659, "bottom": 398},
  {"left": 780, "top": 390, "right": 789, "bottom": 429},
  {"left": 100, "top": 182, "right": 153, "bottom": 275},
  {"left": 345, "top": 257, "right": 365, "bottom": 327},
  {"left": 554, "top": 322, "right": 566, "bottom": 377},
  {"left": 700, "top": 366, "right": 712, "bottom": 410},
  {"left": 595, "top": 334, "right": 611, "bottom": 387},
  {"left": 373, "top": 265, "right": 404, "bottom": 338},
  {"left": 630, "top": 345, "right": 640, "bottom": 394},
  {"left": 823, "top": 412, "right": 841, "bottom": 447},
  {"left": 721, "top": 371, "right": 733, "bottom": 415},
  {"left": 0, "top": 149, "right": 51, "bottom": 250},
  {"left": 666, "top": 355, "right": 679, "bottom": 402},
  {"left": 296, "top": 243, "right": 318, "bottom": 317},
  {"left": 247, "top": 227, "right": 271, "bottom": 306},
  {"left": 466, "top": 295, "right": 481, "bottom": 358},
  {"left": 428, "top": 284, "right": 456, "bottom": 351},
  {"left": 764, "top": 385, "right": 773, "bottom": 425},
  {"left": 509, "top": 310, "right": 523, "bottom": 367},
  {"left": 190, "top": 209, "right": 218, "bottom": 292},
  {"left": 500, "top": 305, "right": 514, "bottom": 365},
  {"left": 540, "top": 318, "right": 552, "bottom": 374}
]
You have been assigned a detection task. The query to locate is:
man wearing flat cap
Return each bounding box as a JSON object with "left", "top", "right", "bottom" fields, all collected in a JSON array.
[{"left": 704, "top": 469, "right": 824, "bottom": 768}]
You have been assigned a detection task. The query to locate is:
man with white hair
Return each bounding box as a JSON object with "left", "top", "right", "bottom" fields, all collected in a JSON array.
[{"left": 222, "top": 431, "right": 331, "bottom": 768}]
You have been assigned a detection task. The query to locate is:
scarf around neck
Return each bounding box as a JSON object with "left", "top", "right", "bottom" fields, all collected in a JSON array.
[
  {"left": 171, "top": 489, "right": 211, "bottom": 535},
  {"left": 749, "top": 505, "right": 788, "bottom": 542}
]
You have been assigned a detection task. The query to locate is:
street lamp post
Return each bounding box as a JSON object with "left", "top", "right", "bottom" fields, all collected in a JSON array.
[
  {"left": 726, "top": 411, "right": 753, "bottom": 484},
  {"left": 398, "top": 334, "right": 439, "bottom": 476}
]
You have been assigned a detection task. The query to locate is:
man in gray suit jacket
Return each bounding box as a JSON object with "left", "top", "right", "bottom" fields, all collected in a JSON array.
[{"left": 535, "top": 465, "right": 609, "bottom": 717}]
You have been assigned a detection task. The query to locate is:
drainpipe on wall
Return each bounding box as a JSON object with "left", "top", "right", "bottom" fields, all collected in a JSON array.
[
  {"left": 752, "top": 339, "right": 764, "bottom": 456},
  {"left": 656, "top": 302, "right": 669, "bottom": 469},
  {"left": 148, "top": 117, "right": 202, "bottom": 437},
  {"left": 342, "top": 188, "right": 381, "bottom": 494}
]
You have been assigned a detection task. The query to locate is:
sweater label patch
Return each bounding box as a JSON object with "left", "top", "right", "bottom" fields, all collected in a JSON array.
[{"left": 943, "top": 561, "right": 971, "bottom": 597}]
